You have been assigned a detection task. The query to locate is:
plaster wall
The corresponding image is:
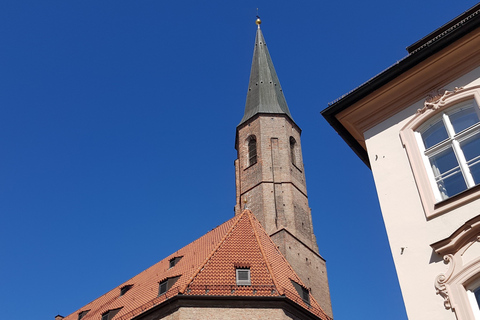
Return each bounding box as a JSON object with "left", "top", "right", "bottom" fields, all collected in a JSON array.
[{"left": 363, "top": 66, "right": 480, "bottom": 319}]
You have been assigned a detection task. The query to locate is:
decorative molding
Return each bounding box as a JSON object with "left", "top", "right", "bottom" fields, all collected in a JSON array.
[
  {"left": 431, "top": 215, "right": 480, "bottom": 318},
  {"left": 432, "top": 215, "right": 480, "bottom": 256},
  {"left": 435, "top": 254, "right": 455, "bottom": 309},
  {"left": 400, "top": 85, "right": 480, "bottom": 219},
  {"left": 459, "top": 235, "right": 480, "bottom": 257},
  {"left": 417, "top": 87, "right": 465, "bottom": 114}
]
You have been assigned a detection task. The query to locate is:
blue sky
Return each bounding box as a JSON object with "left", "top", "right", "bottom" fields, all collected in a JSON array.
[{"left": 1, "top": 1, "right": 479, "bottom": 319}]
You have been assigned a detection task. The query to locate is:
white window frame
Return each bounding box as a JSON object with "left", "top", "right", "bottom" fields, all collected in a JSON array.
[
  {"left": 466, "top": 284, "right": 480, "bottom": 319},
  {"left": 236, "top": 268, "right": 251, "bottom": 286},
  {"left": 400, "top": 86, "right": 480, "bottom": 218},
  {"left": 415, "top": 99, "right": 480, "bottom": 202}
]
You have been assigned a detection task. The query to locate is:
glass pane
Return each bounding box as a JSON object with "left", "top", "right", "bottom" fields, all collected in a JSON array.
[
  {"left": 475, "top": 288, "right": 480, "bottom": 309},
  {"left": 461, "top": 133, "right": 480, "bottom": 185},
  {"left": 461, "top": 133, "right": 480, "bottom": 162},
  {"left": 429, "top": 147, "right": 459, "bottom": 176},
  {"left": 422, "top": 119, "right": 448, "bottom": 149},
  {"left": 470, "top": 161, "right": 480, "bottom": 185},
  {"left": 449, "top": 105, "right": 480, "bottom": 133},
  {"left": 437, "top": 170, "right": 467, "bottom": 199}
]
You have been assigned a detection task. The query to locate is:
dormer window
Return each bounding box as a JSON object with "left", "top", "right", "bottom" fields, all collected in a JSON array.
[
  {"left": 236, "top": 268, "right": 251, "bottom": 286},
  {"left": 169, "top": 256, "right": 182, "bottom": 269},
  {"left": 77, "top": 310, "right": 89, "bottom": 320},
  {"left": 291, "top": 280, "right": 310, "bottom": 305},
  {"left": 101, "top": 308, "right": 122, "bottom": 320},
  {"left": 120, "top": 284, "right": 132, "bottom": 296},
  {"left": 158, "top": 276, "right": 180, "bottom": 296}
]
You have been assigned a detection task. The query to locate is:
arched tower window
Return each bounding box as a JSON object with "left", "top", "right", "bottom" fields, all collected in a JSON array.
[
  {"left": 248, "top": 136, "right": 257, "bottom": 166},
  {"left": 290, "top": 136, "right": 297, "bottom": 166}
]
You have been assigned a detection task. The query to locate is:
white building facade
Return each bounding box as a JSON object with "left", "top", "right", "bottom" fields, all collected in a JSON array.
[{"left": 323, "top": 4, "right": 480, "bottom": 320}]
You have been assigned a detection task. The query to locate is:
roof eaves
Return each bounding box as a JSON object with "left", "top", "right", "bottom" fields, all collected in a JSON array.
[
  {"left": 407, "top": 3, "right": 480, "bottom": 53},
  {"left": 321, "top": 5, "right": 480, "bottom": 167}
]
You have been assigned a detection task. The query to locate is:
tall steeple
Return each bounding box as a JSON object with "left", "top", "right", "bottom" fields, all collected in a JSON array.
[
  {"left": 239, "top": 18, "right": 293, "bottom": 126},
  {"left": 234, "top": 18, "right": 333, "bottom": 318}
]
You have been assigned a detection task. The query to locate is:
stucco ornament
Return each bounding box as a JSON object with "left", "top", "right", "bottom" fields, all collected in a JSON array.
[
  {"left": 417, "top": 87, "right": 465, "bottom": 114},
  {"left": 435, "top": 254, "right": 455, "bottom": 309}
]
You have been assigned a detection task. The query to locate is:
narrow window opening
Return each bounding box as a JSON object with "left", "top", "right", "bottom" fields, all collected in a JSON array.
[
  {"left": 236, "top": 268, "right": 251, "bottom": 286},
  {"left": 248, "top": 136, "right": 257, "bottom": 166},
  {"left": 290, "top": 136, "right": 297, "bottom": 166}
]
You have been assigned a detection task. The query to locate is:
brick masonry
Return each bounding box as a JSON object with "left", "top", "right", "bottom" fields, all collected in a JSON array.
[{"left": 235, "top": 114, "right": 333, "bottom": 317}]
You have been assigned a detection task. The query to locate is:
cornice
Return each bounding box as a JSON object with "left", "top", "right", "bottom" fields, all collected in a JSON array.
[
  {"left": 431, "top": 214, "right": 480, "bottom": 256},
  {"left": 322, "top": 25, "right": 480, "bottom": 167}
]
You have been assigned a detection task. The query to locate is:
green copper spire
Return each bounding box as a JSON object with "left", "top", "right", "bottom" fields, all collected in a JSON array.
[{"left": 239, "top": 20, "right": 294, "bottom": 126}]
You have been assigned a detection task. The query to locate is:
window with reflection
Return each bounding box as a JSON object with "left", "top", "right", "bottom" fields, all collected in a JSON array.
[{"left": 417, "top": 100, "right": 480, "bottom": 200}]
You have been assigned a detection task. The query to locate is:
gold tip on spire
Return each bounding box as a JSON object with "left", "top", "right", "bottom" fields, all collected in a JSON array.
[{"left": 256, "top": 13, "right": 261, "bottom": 28}]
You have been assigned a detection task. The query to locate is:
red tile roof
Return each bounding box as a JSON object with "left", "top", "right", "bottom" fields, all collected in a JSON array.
[{"left": 62, "top": 210, "right": 330, "bottom": 320}]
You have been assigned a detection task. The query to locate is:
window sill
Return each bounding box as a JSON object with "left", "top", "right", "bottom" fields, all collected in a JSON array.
[
  {"left": 292, "top": 163, "right": 303, "bottom": 173},
  {"left": 244, "top": 162, "right": 257, "bottom": 171},
  {"left": 430, "top": 184, "right": 480, "bottom": 219}
]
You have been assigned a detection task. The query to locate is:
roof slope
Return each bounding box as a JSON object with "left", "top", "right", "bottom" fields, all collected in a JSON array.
[
  {"left": 239, "top": 25, "right": 294, "bottom": 126},
  {"left": 61, "top": 210, "right": 330, "bottom": 320}
]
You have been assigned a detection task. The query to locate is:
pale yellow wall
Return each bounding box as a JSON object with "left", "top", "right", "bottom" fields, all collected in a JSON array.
[{"left": 363, "top": 66, "right": 480, "bottom": 320}]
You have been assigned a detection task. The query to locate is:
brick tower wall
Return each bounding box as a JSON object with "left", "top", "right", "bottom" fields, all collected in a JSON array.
[{"left": 235, "top": 114, "right": 332, "bottom": 318}]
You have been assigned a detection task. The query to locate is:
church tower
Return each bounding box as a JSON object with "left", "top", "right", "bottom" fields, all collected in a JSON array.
[{"left": 234, "top": 19, "right": 332, "bottom": 317}]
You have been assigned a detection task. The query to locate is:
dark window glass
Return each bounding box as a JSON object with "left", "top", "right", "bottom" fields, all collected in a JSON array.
[
  {"left": 78, "top": 311, "right": 89, "bottom": 320},
  {"left": 236, "top": 268, "right": 251, "bottom": 285},
  {"left": 169, "top": 256, "right": 182, "bottom": 268},
  {"left": 159, "top": 276, "right": 180, "bottom": 296},
  {"left": 475, "top": 288, "right": 480, "bottom": 309},
  {"left": 291, "top": 280, "right": 310, "bottom": 305},
  {"left": 159, "top": 281, "right": 168, "bottom": 295},
  {"left": 120, "top": 285, "right": 132, "bottom": 296},
  {"left": 248, "top": 137, "right": 257, "bottom": 166},
  {"left": 290, "top": 137, "right": 296, "bottom": 165}
]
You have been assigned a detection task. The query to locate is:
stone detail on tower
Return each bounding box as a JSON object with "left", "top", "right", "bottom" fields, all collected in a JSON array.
[{"left": 234, "top": 22, "right": 332, "bottom": 317}]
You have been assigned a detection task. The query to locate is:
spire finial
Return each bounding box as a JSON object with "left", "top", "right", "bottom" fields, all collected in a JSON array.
[
  {"left": 256, "top": 9, "right": 261, "bottom": 28},
  {"left": 243, "top": 197, "right": 248, "bottom": 210}
]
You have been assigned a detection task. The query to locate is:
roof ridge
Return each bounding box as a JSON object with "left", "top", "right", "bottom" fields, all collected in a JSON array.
[
  {"left": 179, "top": 212, "right": 245, "bottom": 294},
  {"left": 246, "top": 210, "right": 283, "bottom": 295}
]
